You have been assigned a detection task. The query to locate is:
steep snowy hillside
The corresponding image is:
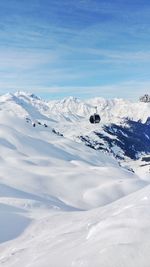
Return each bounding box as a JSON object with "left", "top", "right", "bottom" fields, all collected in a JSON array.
[
  {"left": 0, "top": 92, "right": 150, "bottom": 267},
  {"left": 0, "top": 91, "right": 150, "bottom": 174},
  {"left": 47, "top": 95, "right": 150, "bottom": 174},
  {"left": 0, "top": 111, "right": 144, "bottom": 211},
  {"left": 79, "top": 118, "right": 150, "bottom": 174}
]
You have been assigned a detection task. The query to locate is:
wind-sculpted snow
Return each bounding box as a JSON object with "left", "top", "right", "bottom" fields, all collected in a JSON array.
[
  {"left": 0, "top": 92, "right": 150, "bottom": 267},
  {"left": 0, "top": 203, "right": 30, "bottom": 244},
  {"left": 1, "top": 111, "right": 143, "bottom": 211}
]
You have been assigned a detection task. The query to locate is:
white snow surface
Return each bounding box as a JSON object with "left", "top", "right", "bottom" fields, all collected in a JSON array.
[{"left": 0, "top": 92, "right": 150, "bottom": 267}]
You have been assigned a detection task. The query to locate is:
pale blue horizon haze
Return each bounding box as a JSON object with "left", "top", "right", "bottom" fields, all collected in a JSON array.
[{"left": 0, "top": 0, "right": 150, "bottom": 100}]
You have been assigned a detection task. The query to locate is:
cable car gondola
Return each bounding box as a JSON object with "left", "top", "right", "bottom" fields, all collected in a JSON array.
[{"left": 89, "top": 106, "right": 101, "bottom": 124}]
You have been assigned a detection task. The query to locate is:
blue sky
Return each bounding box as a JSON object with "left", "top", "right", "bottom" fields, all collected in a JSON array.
[{"left": 0, "top": 0, "right": 150, "bottom": 99}]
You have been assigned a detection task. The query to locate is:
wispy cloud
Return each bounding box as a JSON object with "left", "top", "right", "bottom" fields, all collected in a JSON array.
[
  {"left": 1, "top": 80, "right": 149, "bottom": 101},
  {"left": 38, "top": 80, "right": 150, "bottom": 100},
  {"left": 0, "top": 0, "right": 150, "bottom": 99},
  {"left": 0, "top": 48, "right": 58, "bottom": 70}
]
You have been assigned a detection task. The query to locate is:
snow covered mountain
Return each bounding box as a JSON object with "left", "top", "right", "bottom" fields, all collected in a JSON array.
[
  {"left": 0, "top": 91, "right": 150, "bottom": 267},
  {"left": 0, "top": 91, "right": 150, "bottom": 174},
  {"left": 1, "top": 91, "right": 149, "bottom": 122}
]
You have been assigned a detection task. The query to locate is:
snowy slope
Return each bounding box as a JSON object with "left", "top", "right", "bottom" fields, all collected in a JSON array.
[
  {"left": 1, "top": 186, "right": 150, "bottom": 267},
  {"left": 0, "top": 92, "right": 150, "bottom": 267},
  {"left": 0, "top": 91, "right": 150, "bottom": 173},
  {"left": 0, "top": 111, "right": 144, "bottom": 211}
]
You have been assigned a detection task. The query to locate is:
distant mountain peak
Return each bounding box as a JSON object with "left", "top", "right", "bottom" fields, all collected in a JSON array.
[
  {"left": 139, "top": 94, "right": 150, "bottom": 103},
  {"left": 15, "top": 91, "right": 41, "bottom": 100},
  {"left": 61, "top": 96, "right": 81, "bottom": 104}
]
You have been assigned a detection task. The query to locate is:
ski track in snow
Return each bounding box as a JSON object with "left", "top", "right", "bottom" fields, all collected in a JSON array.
[{"left": 0, "top": 92, "right": 150, "bottom": 267}]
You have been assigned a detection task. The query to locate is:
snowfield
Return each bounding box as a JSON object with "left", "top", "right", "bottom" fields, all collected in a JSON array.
[{"left": 0, "top": 92, "right": 150, "bottom": 267}]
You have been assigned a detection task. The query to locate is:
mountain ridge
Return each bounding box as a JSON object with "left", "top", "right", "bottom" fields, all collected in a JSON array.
[
  {"left": 0, "top": 91, "right": 150, "bottom": 175},
  {"left": 0, "top": 91, "right": 150, "bottom": 122}
]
